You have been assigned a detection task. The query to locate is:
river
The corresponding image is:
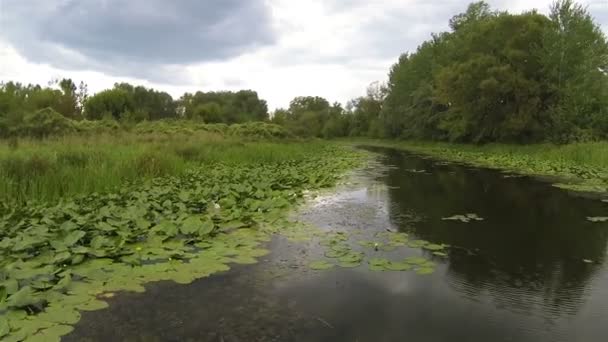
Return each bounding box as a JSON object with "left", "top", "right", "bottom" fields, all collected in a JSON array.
[{"left": 65, "top": 146, "right": 608, "bottom": 342}]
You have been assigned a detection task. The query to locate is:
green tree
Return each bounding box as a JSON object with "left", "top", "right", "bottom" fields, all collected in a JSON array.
[{"left": 84, "top": 88, "right": 134, "bottom": 120}]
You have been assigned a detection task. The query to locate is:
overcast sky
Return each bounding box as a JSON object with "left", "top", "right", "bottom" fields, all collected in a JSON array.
[{"left": 0, "top": 0, "right": 606, "bottom": 109}]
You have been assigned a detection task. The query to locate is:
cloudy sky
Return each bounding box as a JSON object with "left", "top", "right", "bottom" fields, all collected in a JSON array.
[{"left": 0, "top": 0, "right": 606, "bottom": 109}]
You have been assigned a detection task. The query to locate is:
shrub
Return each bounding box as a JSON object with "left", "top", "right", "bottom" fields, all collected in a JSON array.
[{"left": 20, "top": 108, "right": 75, "bottom": 138}]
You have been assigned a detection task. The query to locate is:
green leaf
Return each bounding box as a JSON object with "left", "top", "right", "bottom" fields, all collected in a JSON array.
[
  {"left": 7, "top": 286, "right": 42, "bottom": 308},
  {"left": 63, "top": 230, "right": 86, "bottom": 247},
  {"left": 180, "top": 216, "right": 201, "bottom": 235},
  {"left": 309, "top": 260, "right": 334, "bottom": 270},
  {"left": 0, "top": 316, "right": 9, "bottom": 339},
  {"left": 198, "top": 218, "right": 215, "bottom": 237}
]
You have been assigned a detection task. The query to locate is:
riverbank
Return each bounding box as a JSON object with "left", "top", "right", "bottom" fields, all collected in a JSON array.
[{"left": 343, "top": 139, "right": 608, "bottom": 196}]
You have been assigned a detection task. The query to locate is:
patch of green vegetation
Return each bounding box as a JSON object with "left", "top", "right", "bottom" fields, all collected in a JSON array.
[
  {"left": 0, "top": 128, "right": 310, "bottom": 204},
  {"left": 442, "top": 213, "right": 484, "bottom": 223},
  {"left": 309, "top": 260, "right": 335, "bottom": 270},
  {"left": 367, "top": 256, "right": 435, "bottom": 273},
  {"left": 0, "top": 144, "right": 361, "bottom": 341}
]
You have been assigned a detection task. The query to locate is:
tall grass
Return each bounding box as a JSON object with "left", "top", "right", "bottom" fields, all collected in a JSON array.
[
  {"left": 347, "top": 139, "right": 608, "bottom": 170},
  {"left": 342, "top": 138, "right": 608, "bottom": 193},
  {"left": 0, "top": 132, "right": 322, "bottom": 204},
  {"left": 397, "top": 141, "right": 608, "bottom": 170}
]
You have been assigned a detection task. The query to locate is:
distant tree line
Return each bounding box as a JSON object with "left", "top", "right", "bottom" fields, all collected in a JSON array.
[
  {"left": 0, "top": 79, "right": 269, "bottom": 137},
  {"left": 1, "top": 1, "right": 605, "bottom": 143}
]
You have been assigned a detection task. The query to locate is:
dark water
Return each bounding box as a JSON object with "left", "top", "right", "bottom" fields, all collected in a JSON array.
[{"left": 66, "top": 147, "right": 608, "bottom": 342}]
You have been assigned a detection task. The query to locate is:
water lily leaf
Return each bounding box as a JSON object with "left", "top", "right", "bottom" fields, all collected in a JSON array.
[
  {"left": 219, "top": 220, "right": 246, "bottom": 230},
  {"left": 52, "top": 251, "right": 72, "bottom": 264},
  {"left": 407, "top": 240, "right": 428, "bottom": 248},
  {"left": 1, "top": 279, "right": 19, "bottom": 296},
  {"left": 415, "top": 267, "right": 435, "bottom": 275},
  {"left": 324, "top": 247, "right": 350, "bottom": 258},
  {"left": 76, "top": 299, "right": 109, "bottom": 311},
  {"left": 71, "top": 254, "right": 85, "bottom": 265},
  {"left": 136, "top": 218, "right": 151, "bottom": 230},
  {"left": 198, "top": 218, "right": 215, "bottom": 237},
  {"left": 95, "top": 221, "right": 116, "bottom": 232},
  {"left": 38, "top": 304, "right": 81, "bottom": 325},
  {"left": 423, "top": 244, "right": 445, "bottom": 251},
  {"left": 53, "top": 272, "right": 72, "bottom": 291},
  {"left": 338, "top": 252, "right": 363, "bottom": 264},
  {"left": 358, "top": 240, "right": 377, "bottom": 248},
  {"left": 63, "top": 230, "right": 86, "bottom": 247},
  {"left": 153, "top": 220, "right": 178, "bottom": 237},
  {"left": 587, "top": 216, "right": 608, "bottom": 223},
  {"left": 433, "top": 251, "right": 448, "bottom": 257},
  {"left": 180, "top": 216, "right": 201, "bottom": 235},
  {"left": 59, "top": 221, "right": 77, "bottom": 233},
  {"left": 442, "top": 213, "right": 484, "bottom": 223},
  {"left": 404, "top": 256, "right": 429, "bottom": 265},
  {"left": 7, "top": 286, "right": 42, "bottom": 308},
  {"left": 309, "top": 260, "right": 334, "bottom": 270},
  {"left": 27, "top": 324, "right": 74, "bottom": 342},
  {"left": 385, "top": 262, "right": 412, "bottom": 271},
  {"left": 0, "top": 316, "right": 9, "bottom": 339}
]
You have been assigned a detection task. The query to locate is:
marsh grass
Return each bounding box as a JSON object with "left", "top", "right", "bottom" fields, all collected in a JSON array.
[{"left": 0, "top": 132, "right": 321, "bottom": 204}]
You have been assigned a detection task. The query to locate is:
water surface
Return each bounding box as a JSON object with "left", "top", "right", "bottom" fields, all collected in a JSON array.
[{"left": 66, "top": 147, "right": 608, "bottom": 342}]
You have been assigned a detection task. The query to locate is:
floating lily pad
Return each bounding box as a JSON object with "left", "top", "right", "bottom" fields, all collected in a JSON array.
[
  {"left": 587, "top": 216, "right": 608, "bottom": 223},
  {"left": 442, "top": 213, "right": 484, "bottom": 223},
  {"left": 407, "top": 240, "right": 428, "bottom": 248},
  {"left": 423, "top": 244, "right": 445, "bottom": 251},
  {"left": 27, "top": 324, "right": 74, "bottom": 342},
  {"left": 358, "top": 240, "right": 378, "bottom": 248},
  {"left": 415, "top": 267, "right": 435, "bottom": 275},
  {"left": 404, "top": 256, "right": 429, "bottom": 265},
  {"left": 309, "top": 260, "right": 335, "bottom": 270},
  {"left": 384, "top": 262, "right": 412, "bottom": 271}
]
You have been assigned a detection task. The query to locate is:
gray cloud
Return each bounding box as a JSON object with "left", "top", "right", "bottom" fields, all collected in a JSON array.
[{"left": 0, "top": 0, "right": 277, "bottom": 81}]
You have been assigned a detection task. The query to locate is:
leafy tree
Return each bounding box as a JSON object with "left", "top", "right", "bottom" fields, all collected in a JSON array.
[{"left": 84, "top": 88, "right": 134, "bottom": 120}]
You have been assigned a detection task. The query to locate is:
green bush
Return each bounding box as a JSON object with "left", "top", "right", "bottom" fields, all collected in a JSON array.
[{"left": 20, "top": 108, "right": 75, "bottom": 138}]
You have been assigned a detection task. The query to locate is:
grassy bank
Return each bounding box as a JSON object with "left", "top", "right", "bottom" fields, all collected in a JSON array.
[
  {"left": 347, "top": 139, "right": 608, "bottom": 194},
  {"left": 0, "top": 129, "right": 302, "bottom": 205}
]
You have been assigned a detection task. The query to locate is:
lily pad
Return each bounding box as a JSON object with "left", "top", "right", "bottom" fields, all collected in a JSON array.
[
  {"left": 415, "top": 267, "right": 435, "bottom": 275},
  {"left": 423, "top": 243, "right": 445, "bottom": 251},
  {"left": 587, "top": 216, "right": 608, "bottom": 223},
  {"left": 404, "top": 256, "right": 429, "bottom": 265},
  {"left": 442, "top": 213, "right": 484, "bottom": 223},
  {"left": 309, "top": 260, "right": 335, "bottom": 270}
]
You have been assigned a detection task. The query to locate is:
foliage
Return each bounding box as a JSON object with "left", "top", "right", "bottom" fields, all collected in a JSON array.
[
  {"left": 1, "top": 81, "right": 271, "bottom": 136},
  {"left": 271, "top": 96, "right": 350, "bottom": 138},
  {"left": 0, "top": 144, "right": 360, "bottom": 341},
  {"left": 179, "top": 90, "right": 268, "bottom": 123},
  {"left": 377, "top": 1, "right": 608, "bottom": 143},
  {"left": 0, "top": 128, "right": 297, "bottom": 204}
]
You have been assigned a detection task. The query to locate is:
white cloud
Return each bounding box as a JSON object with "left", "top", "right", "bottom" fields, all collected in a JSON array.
[{"left": 0, "top": 0, "right": 606, "bottom": 110}]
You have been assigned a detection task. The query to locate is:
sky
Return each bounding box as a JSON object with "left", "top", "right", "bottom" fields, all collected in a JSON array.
[{"left": 0, "top": 0, "right": 606, "bottom": 110}]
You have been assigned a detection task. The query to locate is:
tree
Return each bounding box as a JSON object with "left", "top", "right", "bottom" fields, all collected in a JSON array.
[{"left": 84, "top": 88, "right": 134, "bottom": 120}]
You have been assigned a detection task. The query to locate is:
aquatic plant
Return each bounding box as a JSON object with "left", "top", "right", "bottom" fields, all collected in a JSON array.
[{"left": 0, "top": 145, "right": 361, "bottom": 341}]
